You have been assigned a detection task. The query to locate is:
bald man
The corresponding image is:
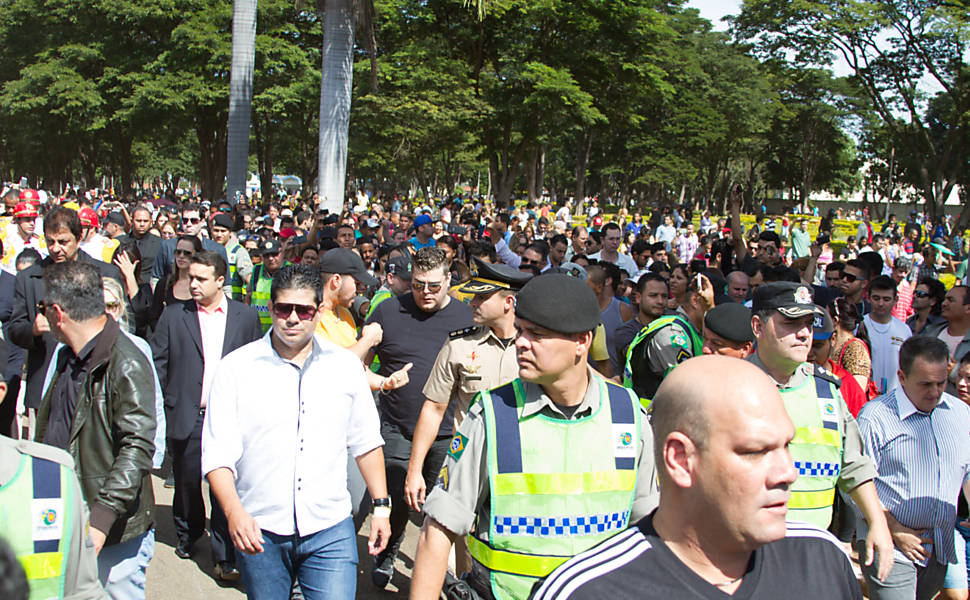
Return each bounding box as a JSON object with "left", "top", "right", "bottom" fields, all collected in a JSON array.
[
  {"left": 727, "top": 270, "right": 750, "bottom": 304},
  {"left": 534, "top": 356, "right": 863, "bottom": 600}
]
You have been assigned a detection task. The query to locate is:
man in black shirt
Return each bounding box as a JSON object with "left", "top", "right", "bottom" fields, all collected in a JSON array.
[
  {"left": 533, "top": 355, "right": 862, "bottom": 600},
  {"left": 365, "top": 246, "right": 473, "bottom": 588}
]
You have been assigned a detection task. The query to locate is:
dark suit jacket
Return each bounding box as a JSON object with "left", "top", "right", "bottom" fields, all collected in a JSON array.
[
  {"left": 8, "top": 252, "right": 123, "bottom": 409},
  {"left": 0, "top": 270, "right": 25, "bottom": 382},
  {"left": 149, "top": 297, "right": 261, "bottom": 440}
]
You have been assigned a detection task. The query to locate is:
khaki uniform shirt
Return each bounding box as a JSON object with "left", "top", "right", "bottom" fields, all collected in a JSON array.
[
  {"left": 422, "top": 325, "right": 518, "bottom": 431},
  {"left": 747, "top": 352, "right": 878, "bottom": 493},
  {"left": 423, "top": 367, "right": 659, "bottom": 540},
  {"left": 0, "top": 436, "right": 107, "bottom": 600}
]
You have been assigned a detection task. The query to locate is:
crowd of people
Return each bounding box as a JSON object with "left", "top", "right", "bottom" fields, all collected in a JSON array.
[{"left": 0, "top": 183, "right": 968, "bottom": 600}]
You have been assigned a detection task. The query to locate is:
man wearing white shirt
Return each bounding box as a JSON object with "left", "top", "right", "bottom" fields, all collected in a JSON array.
[
  {"left": 202, "top": 264, "right": 391, "bottom": 600},
  {"left": 588, "top": 223, "right": 638, "bottom": 277},
  {"left": 863, "top": 275, "right": 912, "bottom": 395}
]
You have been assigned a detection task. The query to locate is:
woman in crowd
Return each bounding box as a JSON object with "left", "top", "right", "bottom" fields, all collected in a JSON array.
[
  {"left": 150, "top": 234, "right": 201, "bottom": 326},
  {"left": 828, "top": 298, "right": 874, "bottom": 396},
  {"left": 667, "top": 263, "right": 690, "bottom": 310},
  {"left": 112, "top": 240, "right": 153, "bottom": 337}
]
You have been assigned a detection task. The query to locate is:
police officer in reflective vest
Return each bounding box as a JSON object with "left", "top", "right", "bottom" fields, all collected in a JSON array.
[
  {"left": 245, "top": 238, "right": 285, "bottom": 333},
  {"left": 621, "top": 274, "right": 711, "bottom": 407},
  {"left": 209, "top": 214, "right": 252, "bottom": 301},
  {"left": 748, "top": 281, "right": 893, "bottom": 581},
  {"left": 0, "top": 345, "right": 106, "bottom": 600},
  {"left": 410, "top": 274, "right": 659, "bottom": 600}
]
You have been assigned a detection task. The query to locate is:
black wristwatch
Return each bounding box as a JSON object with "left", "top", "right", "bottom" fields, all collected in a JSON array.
[{"left": 373, "top": 497, "right": 392, "bottom": 508}]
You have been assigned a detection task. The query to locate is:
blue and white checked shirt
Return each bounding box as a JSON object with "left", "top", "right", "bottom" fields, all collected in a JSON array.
[{"left": 858, "top": 387, "right": 970, "bottom": 565}]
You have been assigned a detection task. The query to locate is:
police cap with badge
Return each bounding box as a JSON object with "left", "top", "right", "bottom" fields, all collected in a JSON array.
[
  {"left": 459, "top": 257, "right": 532, "bottom": 295},
  {"left": 752, "top": 281, "right": 825, "bottom": 318}
]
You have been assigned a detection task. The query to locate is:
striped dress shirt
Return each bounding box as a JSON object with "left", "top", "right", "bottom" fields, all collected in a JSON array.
[{"left": 858, "top": 387, "right": 970, "bottom": 565}]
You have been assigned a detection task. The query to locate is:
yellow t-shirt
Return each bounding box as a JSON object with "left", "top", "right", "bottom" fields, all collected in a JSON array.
[{"left": 316, "top": 305, "right": 358, "bottom": 348}]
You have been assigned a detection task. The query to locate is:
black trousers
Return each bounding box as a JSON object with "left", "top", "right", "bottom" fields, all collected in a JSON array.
[
  {"left": 0, "top": 376, "right": 21, "bottom": 438},
  {"left": 380, "top": 419, "right": 450, "bottom": 556},
  {"left": 170, "top": 409, "right": 233, "bottom": 564}
]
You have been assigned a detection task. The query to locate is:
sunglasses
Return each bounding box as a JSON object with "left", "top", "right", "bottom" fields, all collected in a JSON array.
[
  {"left": 105, "top": 301, "right": 122, "bottom": 311},
  {"left": 271, "top": 302, "right": 318, "bottom": 321},
  {"left": 914, "top": 290, "right": 930, "bottom": 298},
  {"left": 174, "top": 249, "right": 194, "bottom": 257},
  {"left": 520, "top": 258, "right": 541, "bottom": 265},
  {"left": 411, "top": 280, "right": 444, "bottom": 293},
  {"left": 840, "top": 273, "right": 859, "bottom": 283},
  {"left": 183, "top": 217, "right": 202, "bottom": 224}
]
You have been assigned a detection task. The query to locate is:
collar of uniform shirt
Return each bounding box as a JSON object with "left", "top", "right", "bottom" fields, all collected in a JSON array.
[
  {"left": 520, "top": 367, "right": 602, "bottom": 419},
  {"left": 197, "top": 293, "right": 227, "bottom": 315},
  {"left": 894, "top": 385, "right": 955, "bottom": 420}
]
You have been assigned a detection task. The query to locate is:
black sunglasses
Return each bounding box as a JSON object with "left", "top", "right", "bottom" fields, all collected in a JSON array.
[
  {"left": 840, "top": 273, "right": 859, "bottom": 283},
  {"left": 914, "top": 290, "right": 930, "bottom": 298},
  {"left": 271, "top": 302, "right": 317, "bottom": 321}
]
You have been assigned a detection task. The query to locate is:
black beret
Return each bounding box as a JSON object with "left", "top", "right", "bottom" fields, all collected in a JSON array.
[
  {"left": 515, "top": 274, "right": 600, "bottom": 334},
  {"left": 211, "top": 213, "right": 234, "bottom": 230},
  {"left": 704, "top": 303, "right": 754, "bottom": 343}
]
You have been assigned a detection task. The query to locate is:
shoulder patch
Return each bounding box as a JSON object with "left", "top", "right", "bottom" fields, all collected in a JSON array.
[
  {"left": 812, "top": 364, "right": 842, "bottom": 388},
  {"left": 450, "top": 326, "right": 482, "bottom": 340},
  {"left": 448, "top": 432, "right": 469, "bottom": 461},
  {"left": 676, "top": 348, "right": 692, "bottom": 363}
]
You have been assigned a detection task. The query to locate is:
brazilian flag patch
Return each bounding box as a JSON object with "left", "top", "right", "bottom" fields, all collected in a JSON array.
[{"left": 448, "top": 433, "right": 469, "bottom": 461}]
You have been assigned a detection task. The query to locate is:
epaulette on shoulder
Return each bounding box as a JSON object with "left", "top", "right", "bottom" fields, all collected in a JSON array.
[
  {"left": 449, "top": 325, "right": 482, "bottom": 340},
  {"left": 10, "top": 438, "right": 76, "bottom": 470},
  {"left": 812, "top": 364, "right": 842, "bottom": 388}
]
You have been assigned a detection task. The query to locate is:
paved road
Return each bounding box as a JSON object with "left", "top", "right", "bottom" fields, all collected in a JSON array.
[{"left": 146, "top": 473, "right": 422, "bottom": 599}]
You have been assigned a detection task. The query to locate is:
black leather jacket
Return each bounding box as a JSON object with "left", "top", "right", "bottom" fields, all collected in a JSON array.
[{"left": 36, "top": 317, "right": 156, "bottom": 545}]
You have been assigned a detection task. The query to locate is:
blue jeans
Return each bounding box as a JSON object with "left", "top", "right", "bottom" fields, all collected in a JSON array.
[
  {"left": 944, "top": 523, "right": 970, "bottom": 590},
  {"left": 237, "top": 518, "right": 358, "bottom": 600},
  {"left": 97, "top": 528, "right": 154, "bottom": 600}
]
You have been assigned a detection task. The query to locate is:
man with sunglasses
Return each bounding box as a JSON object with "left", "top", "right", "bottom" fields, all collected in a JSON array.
[
  {"left": 364, "top": 246, "right": 473, "bottom": 588},
  {"left": 203, "top": 264, "right": 391, "bottom": 600},
  {"left": 840, "top": 258, "right": 871, "bottom": 317},
  {"left": 150, "top": 203, "right": 227, "bottom": 290},
  {"left": 245, "top": 239, "right": 286, "bottom": 333}
]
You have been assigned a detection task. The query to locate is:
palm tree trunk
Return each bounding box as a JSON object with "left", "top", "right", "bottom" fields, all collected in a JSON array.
[
  {"left": 317, "top": 0, "right": 354, "bottom": 214},
  {"left": 226, "top": 0, "right": 258, "bottom": 205}
]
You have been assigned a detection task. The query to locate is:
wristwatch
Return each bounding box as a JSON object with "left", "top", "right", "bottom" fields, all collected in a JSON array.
[{"left": 373, "top": 497, "right": 392, "bottom": 508}]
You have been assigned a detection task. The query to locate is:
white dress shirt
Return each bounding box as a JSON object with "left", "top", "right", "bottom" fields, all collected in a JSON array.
[
  {"left": 197, "top": 294, "right": 228, "bottom": 408},
  {"left": 201, "top": 333, "right": 382, "bottom": 536}
]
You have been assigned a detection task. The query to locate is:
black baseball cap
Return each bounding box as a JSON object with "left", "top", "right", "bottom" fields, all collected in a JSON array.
[
  {"left": 386, "top": 255, "right": 412, "bottom": 280},
  {"left": 317, "top": 248, "right": 378, "bottom": 287},
  {"left": 260, "top": 239, "right": 282, "bottom": 256}
]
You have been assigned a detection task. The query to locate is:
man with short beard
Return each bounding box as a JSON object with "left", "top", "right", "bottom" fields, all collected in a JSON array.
[{"left": 364, "top": 247, "right": 473, "bottom": 588}]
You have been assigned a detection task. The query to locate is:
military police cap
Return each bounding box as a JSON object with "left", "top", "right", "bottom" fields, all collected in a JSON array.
[
  {"left": 260, "top": 238, "right": 283, "bottom": 255},
  {"left": 704, "top": 303, "right": 754, "bottom": 343},
  {"left": 211, "top": 213, "right": 234, "bottom": 230},
  {"left": 751, "top": 281, "right": 824, "bottom": 319},
  {"left": 514, "top": 273, "right": 600, "bottom": 334},
  {"left": 459, "top": 257, "right": 532, "bottom": 294},
  {"left": 386, "top": 255, "right": 412, "bottom": 280}
]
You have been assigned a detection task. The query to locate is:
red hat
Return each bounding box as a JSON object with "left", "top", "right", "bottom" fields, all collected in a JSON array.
[
  {"left": 278, "top": 227, "right": 297, "bottom": 239},
  {"left": 12, "top": 202, "right": 38, "bottom": 219},
  {"left": 19, "top": 189, "right": 39, "bottom": 202},
  {"left": 78, "top": 207, "right": 99, "bottom": 228}
]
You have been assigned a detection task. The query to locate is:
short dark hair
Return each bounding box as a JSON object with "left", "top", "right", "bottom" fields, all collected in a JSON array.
[
  {"left": 868, "top": 275, "right": 897, "bottom": 297},
  {"left": 181, "top": 202, "right": 201, "bottom": 216},
  {"left": 43, "top": 206, "right": 81, "bottom": 240},
  {"left": 953, "top": 285, "right": 970, "bottom": 305},
  {"left": 550, "top": 234, "right": 568, "bottom": 248},
  {"left": 190, "top": 251, "right": 228, "bottom": 280},
  {"left": 845, "top": 258, "right": 870, "bottom": 280},
  {"left": 857, "top": 251, "right": 884, "bottom": 281},
  {"left": 43, "top": 262, "right": 105, "bottom": 322},
  {"left": 526, "top": 241, "right": 549, "bottom": 262},
  {"left": 468, "top": 240, "right": 497, "bottom": 262},
  {"left": 758, "top": 231, "right": 781, "bottom": 246},
  {"left": 112, "top": 240, "right": 143, "bottom": 283},
  {"left": 413, "top": 246, "right": 448, "bottom": 273},
  {"left": 271, "top": 264, "right": 323, "bottom": 305},
  {"left": 602, "top": 222, "right": 621, "bottom": 235},
  {"left": 826, "top": 261, "right": 845, "bottom": 274},
  {"left": 636, "top": 273, "right": 669, "bottom": 294},
  {"left": 435, "top": 235, "right": 458, "bottom": 252},
  {"left": 630, "top": 239, "right": 651, "bottom": 255},
  {"left": 15, "top": 248, "right": 42, "bottom": 270},
  {"left": 898, "top": 336, "right": 949, "bottom": 375}
]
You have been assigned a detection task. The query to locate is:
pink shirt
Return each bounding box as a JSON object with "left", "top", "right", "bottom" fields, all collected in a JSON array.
[
  {"left": 197, "top": 294, "right": 228, "bottom": 408},
  {"left": 892, "top": 279, "right": 914, "bottom": 321}
]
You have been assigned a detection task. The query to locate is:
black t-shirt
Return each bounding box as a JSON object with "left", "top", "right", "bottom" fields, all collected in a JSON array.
[
  {"left": 531, "top": 512, "right": 862, "bottom": 600},
  {"left": 366, "top": 293, "right": 473, "bottom": 437}
]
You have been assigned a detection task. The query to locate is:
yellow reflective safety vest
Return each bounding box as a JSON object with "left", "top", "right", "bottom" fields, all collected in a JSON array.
[
  {"left": 0, "top": 454, "right": 75, "bottom": 600},
  {"left": 248, "top": 264, "right": 274, "bottom": 333},
  {"left": 226, "top": 240, "right": 246, "bottom": 301},
  {"left": 468, "top": 378, "right": 640, "bottom": 600},
  {"left": 781, "top": 364, "right": 845, "bottom": 528}
]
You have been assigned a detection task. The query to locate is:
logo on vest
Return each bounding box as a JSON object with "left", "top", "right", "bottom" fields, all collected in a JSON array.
[
  {"left": 823, "top": 402, "right": 836, "bottom": 415},
  {"left": 31, "top": 499, "right": 63, "bottom": 542},
  {"left": 613, "top": 426, "right": 636, "bottom": 459}
]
